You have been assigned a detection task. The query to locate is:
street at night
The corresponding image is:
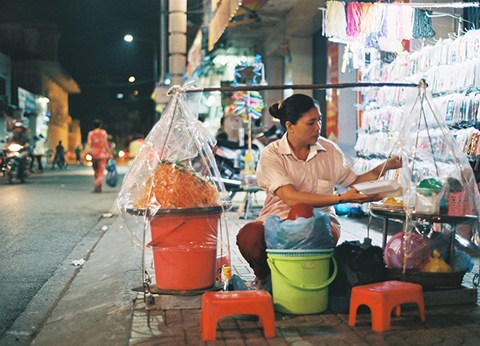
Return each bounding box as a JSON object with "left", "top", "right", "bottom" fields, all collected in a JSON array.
[
  {"left": 0, "top": 167, "right": 124, "bottom": 341},
  {"left": 2, "top": 1, "right": 480, "bottom": 345}
]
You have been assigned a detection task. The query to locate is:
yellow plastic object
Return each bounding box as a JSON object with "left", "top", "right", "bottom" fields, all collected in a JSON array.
[
  {"left": 222, "top": 266, "right": 232, "bottom": 281},
  {"left": 243, "top": 151, "right": 255, "bottom": 175},
  {"left": 421, "top": 250, "right": 452, "bottom": 273}
]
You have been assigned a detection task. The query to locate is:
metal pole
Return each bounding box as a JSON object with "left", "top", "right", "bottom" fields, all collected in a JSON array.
[
  {"left": 152, "top": 40, "right": 159, "bottom": 127},
  {"left": 159, "top": 0, "right": 168, "bottom": 83},
  {"left": 182, "top": 82, "right": 420, "bottom": 93},
  {"left": 152, "top": 42, "right": 158, "bottom": 87}
]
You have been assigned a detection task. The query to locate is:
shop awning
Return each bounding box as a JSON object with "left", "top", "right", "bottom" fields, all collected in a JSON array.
[
  {"left": 187, "top": 29, "right": 203, "bottom": 77},
  {"left": 208, "top": 0, "right": 243, "bottom": 51}
]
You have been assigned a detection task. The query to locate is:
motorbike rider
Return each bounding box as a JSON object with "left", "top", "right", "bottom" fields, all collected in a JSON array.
[{"left": 6, "top": 121, "right": 31, "bottom": 182}]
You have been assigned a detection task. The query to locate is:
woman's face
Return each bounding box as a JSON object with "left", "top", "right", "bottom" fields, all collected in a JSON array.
[{"left": 289, "top": 107, "right": 322, "bottom": 145}]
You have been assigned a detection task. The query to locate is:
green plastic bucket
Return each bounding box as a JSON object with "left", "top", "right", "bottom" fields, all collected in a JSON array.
[{"left": 267, "top": 249, "right": 337, "bottom": 314}]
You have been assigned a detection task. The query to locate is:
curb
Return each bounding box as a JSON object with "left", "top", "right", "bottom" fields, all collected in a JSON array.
[{"left": 0, "top": 212, "right": 135, "bottom": 346}]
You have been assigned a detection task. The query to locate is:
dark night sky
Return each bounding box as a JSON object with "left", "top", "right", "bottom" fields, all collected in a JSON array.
[{"left": 0, "top": 0, "right": 170, "bottom": 144}]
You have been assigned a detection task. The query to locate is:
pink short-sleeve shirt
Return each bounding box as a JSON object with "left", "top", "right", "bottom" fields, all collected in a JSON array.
[{"left": 256, "top": 134, "right": 358, "bottom": 237}]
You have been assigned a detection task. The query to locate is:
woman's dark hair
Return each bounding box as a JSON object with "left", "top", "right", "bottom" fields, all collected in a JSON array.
[
  {"left": 268, "top": 94, "right": 319, "bottom": 128},
  {"left": 93, "top": 119, "right": 101, "bottom": 129}
]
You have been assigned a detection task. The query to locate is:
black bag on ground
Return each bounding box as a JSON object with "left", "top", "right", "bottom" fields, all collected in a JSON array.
[{"left": 328, "top": 240, "right": 386, "bottom": 313}]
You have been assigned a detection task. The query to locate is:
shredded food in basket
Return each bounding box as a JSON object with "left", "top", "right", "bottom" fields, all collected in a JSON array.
[
  {"left": 135, "top": 160, "right": 219, "bottom": 209},
  {"left": 383, "top": 197, "right": 403, "bottom": 207}
]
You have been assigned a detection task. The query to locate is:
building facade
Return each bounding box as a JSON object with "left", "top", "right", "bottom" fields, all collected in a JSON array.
[{"left": 0, "top": 23, "right": 81, "bottom": 159}]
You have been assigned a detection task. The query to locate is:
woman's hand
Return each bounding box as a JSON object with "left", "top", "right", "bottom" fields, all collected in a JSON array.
[
  {"left": 385, "top": 156, "right": 402, "bottom": 171},
  {"left": 340, "top": 188, "right": 382, "bottom": 204}
]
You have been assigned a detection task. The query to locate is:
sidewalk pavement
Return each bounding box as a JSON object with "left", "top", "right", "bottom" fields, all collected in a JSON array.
[{"left": 17, "top": 192, "right": 480, "bottom": 345}]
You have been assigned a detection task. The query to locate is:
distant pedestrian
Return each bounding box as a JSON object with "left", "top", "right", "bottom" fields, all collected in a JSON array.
[
  {"left": 83, "top": 119, "right": 113, "bottom": 193},
  {"left": 51, "top": 140, "right": 66, "bottom": 169},
  {"left": 32, "top": 135, "right": 45, "bottom": 173},
  {"left": 75, "top": 144, "right": 82, "bottom": 165}
]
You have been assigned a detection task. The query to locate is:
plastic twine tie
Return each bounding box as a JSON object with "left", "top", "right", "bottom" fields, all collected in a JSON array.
[{"left": 166, "top": 85, "right": 183, "bottom": 96}]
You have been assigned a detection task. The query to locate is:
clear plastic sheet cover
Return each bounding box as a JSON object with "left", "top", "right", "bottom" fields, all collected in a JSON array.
[
  {"left": 386, "top": 85, "right": 480, "bottom": 272},
  {"left": 115, "top": 82, "right": 231, "bottom": 246}
]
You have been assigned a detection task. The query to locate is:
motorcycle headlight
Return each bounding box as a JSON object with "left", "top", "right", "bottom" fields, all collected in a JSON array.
[{"left": 7, "top": 143, "right": 23, "bottom": 152}]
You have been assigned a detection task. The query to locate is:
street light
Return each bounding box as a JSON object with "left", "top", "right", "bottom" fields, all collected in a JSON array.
[
  {"left": 123, "top": 34, "right": 159, "bottom": 128},
  {"left": 123, "top": 34, "right": 159, "bottom": 90}
]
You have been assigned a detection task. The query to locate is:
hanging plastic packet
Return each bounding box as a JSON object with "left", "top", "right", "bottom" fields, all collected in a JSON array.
[{"left": 388, "top": 82, "right": 480, "bottom": 272}]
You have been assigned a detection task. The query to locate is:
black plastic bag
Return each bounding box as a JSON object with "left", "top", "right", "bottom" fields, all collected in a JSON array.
[{"left": 328, "top": 240, "right": 386, "bottom": 312}]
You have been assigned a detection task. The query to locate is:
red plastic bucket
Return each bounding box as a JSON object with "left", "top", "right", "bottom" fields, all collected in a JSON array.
[{"left": 148, "top": 206, "right": 222, "bottom": 290}]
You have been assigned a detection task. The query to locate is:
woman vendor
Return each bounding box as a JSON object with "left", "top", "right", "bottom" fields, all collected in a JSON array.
[{"left": 236, "top": 93, "right": 402, "bottom": 288}]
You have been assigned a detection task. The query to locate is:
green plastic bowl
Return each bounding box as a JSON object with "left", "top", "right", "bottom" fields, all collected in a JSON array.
[{"left": 417, "top": 178, "right": 443, "bottom": 196}]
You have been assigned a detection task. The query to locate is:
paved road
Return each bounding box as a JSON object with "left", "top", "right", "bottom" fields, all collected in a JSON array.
[{"left": 0, "top": 166, "right": 123, "bottom": 339}]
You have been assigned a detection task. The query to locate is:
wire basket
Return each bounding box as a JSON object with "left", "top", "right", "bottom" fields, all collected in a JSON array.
[
  {"left": 266, "top": 249, "right": 333, "bottom": 257},
  {"left": 386, "top": 268, "right": 466, "bottom": 289}
]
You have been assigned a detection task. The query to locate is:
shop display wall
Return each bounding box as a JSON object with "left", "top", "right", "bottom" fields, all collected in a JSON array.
[{"left": 353, "top": 29, "right": 480, "bottom": 178}]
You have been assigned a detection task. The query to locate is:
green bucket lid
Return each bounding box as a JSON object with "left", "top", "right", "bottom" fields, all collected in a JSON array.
[{"left": 417, "top": 178, "right": 443, "bottom": 196}]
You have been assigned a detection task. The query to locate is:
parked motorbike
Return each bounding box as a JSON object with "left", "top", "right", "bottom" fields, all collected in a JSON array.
[
  {"left": 214, "top": 140, "right": 242, "bottom": 198},
  {"left": 214, "top": 139, "right": 261, "bottom": 199},
  {"left": 0, "top": 149, "right": 7, "bottom": 177},
  {"left": 214, "top": 125, "right": 283, "bottom": 198},
  {"left": 3, "top": 143, "right": 30, "bottom": 184},
  {"left": 252, "top": 124, "right": 285, "bottom": 151}
]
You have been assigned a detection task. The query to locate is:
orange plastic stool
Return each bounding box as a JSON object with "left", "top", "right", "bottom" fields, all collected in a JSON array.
[
  {"left": 201, "top": 290, "right": 276, "bottom": 341},
  {"left": 349, "top": 280, "right": 425, "bottom": 332}
]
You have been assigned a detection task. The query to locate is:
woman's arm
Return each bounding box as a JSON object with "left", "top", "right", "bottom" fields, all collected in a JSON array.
[
  {"left": 275, "top": 184, "right": 381, "bottom": 208},
  {"left": 352, "top": 156, "right": 402, "bottom": 184}
]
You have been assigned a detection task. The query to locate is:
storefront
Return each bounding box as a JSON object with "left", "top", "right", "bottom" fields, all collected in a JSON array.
[
  {"left": 322, "top": 1, "right": 480, "bottom": 172},
  {"left": 17, "top": 86, "right": 50, "bottom": 154},
  {"left": 321, "top": 0, "right": 480, "bottom": 291}
]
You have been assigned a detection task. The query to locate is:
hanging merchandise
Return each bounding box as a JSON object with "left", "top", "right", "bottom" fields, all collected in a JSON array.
[
  {"left": 233, "top": 55, "right": 267, "bottom": 86},
  {"left": 359, "top": 2, "right": 385, "bottom": 39},
  {"left": 394, "top": 85, "right": 479, "bottom": 217},
  {"left": 252, "top": 54, "right": 267, "bottom": 85},
  {"left": 346, "top": 1, "right": 362, "bottom": 38},
  {"left": 412, "top": 9, "right": 436, "bottom": 39},
  {"left": 464, "top": 0, "right": 480, "bottom": 31},
  {"left": 384, "top": 83, "right": 480, "bottom": 276},
  {"left": 231, "top": 91, "right": 264, "bottom": 176},
  {"left": 323, "top": 1, "right": 347, "bottom": 41},
  {"left": 355, "top": 29, "right": 480, "bottom": 177},
  {"left": 231, "top": 91, "right": 264, "bottom": 121},
  {"left": 395, "top": 4, "right": 414, "bottom": 41},
  {"left": 352, "top": 24, "right": 480, "bottom": 289},
  {"left": 323, "top": 1, "right": 414, "bottom": 53}
]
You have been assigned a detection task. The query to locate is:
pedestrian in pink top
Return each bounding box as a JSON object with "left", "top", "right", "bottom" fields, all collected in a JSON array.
[
  {"left": 84, "top": 119, "right": 113, "bottom": 193},
  {"left": 236, "top": 94, "right": 402, "bottom": 288}
]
